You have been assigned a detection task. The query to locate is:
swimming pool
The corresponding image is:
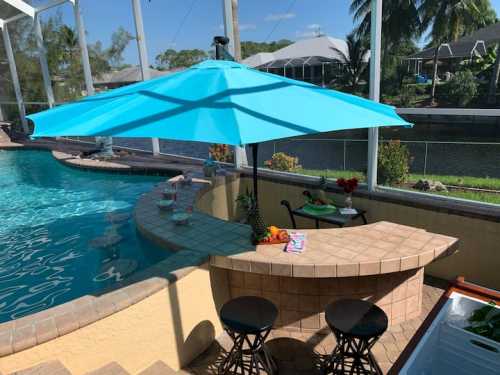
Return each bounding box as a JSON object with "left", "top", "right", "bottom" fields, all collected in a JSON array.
[{"left": 0, "top": 150, "right": 173, "bottom": 323}]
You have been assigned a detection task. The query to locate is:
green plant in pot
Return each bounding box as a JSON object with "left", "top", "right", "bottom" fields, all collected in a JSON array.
[{"left": 236, "top": 189, "right": 267, "bottom": 243}]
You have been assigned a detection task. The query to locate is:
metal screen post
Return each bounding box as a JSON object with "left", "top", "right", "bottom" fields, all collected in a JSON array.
[
  {"left": 73, "top": 0, "right": 112, "bottom": 153},
  {"left": 222, "top": 0, "right": 247, "bottom": 168},
  {"left": 1, "top": 24, "right": 28, "bottom": 133},
  {"left": 367, "top": 0, "right": 382, "bottom": 191},
  {"left": 131, "top": 0, "right": 159, "bottom": 155},
  {"left": 34, "top": 15, "right": 55, "bottom": 108}
]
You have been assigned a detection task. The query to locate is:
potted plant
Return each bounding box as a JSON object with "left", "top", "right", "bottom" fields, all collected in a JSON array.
[{"left": 203, "top": 156, "right": 218, "bottom": 177}]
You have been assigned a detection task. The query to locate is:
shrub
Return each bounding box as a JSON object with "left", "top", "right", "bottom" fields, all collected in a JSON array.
[
  {"left": 208, "top": 144, "right": 234, "bottom": 163},
  {"left": 399, "top": 85, "right": 416, "bottom": 107},
  {"left": 414, "top": 84, "right": 428, "bottom": 96},
  {"left": 264, "top": 152, "right": 300, "bottom": 172},
  {"left": 378, "top": 140, "right": 410, "bottom": 186},
  {"left": 445, "top": 70, "right": 478, "bottom": 107}
]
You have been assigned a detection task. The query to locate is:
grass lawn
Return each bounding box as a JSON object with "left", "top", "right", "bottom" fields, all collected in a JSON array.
[
  {"left": 292, "top": 168, "right": 500, "bottom": 205},
  {"left": 409, "top": 174, "right": 500, "bottom": 191},
  {"left": 429, "top": 190, "right": 500, "bottom": 205},
  {"left": 294, "top": 168, "right": 500, "bottom": 191}
]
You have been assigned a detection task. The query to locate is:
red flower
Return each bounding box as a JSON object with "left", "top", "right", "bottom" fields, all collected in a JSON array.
[{"left": 337, "top": 177, "right": 358, "bottom": 194}]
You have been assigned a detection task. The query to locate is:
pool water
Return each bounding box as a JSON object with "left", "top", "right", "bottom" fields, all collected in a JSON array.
[{"left": 0, "top": 150, "right": 173, "bottom": 323}]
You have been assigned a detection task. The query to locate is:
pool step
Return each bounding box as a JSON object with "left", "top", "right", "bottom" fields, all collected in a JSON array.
[
  {"left": 7, "top": 360, "right": 71, "bottom": 375},
  {"left": 84, "top": 362, "right": 129, "bottom": 375}
]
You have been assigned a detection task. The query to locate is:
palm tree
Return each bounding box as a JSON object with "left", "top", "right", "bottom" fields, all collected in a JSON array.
[
  {"left": 419, "top": 0, "right": 496, "bottom": 101},
  {"left": 350, "top": 0, "right": 421, "bottom": 49},
  {"left": 331, "top": 32, "right": 369, "bottom": 92},
  {"left": 59, "top": 25, "right": 79, "bottom": 66}
]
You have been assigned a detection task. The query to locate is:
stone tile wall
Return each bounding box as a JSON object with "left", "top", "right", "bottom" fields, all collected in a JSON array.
[{"left": 227, "top": 268, "right": 423, "bottom": 331}]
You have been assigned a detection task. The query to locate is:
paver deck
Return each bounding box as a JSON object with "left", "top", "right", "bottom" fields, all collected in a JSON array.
[{"left": 184, "top": 279, "right": 446, "bottom": 375}]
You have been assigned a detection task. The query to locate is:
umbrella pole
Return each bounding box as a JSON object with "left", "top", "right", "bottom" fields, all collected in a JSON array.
[{"left": 251, "top": 143, "right": 259, "bottom": 205}]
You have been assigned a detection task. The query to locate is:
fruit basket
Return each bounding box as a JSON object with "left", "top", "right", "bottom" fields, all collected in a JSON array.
[{"left": 255, "top": 226, "right": 290, "bottom": 245}]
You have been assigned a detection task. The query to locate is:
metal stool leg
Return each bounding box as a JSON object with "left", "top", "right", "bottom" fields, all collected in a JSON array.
[
  {"left": 219, "top": 327, "right": 277, "bottom": 375},
  {"left": 323, "top": 329, "right": 382, "bottom": 375}
]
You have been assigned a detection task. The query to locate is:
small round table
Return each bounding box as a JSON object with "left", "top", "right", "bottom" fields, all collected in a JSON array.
[
  {"left": 218, "top": 296, "right": 278, "bottom": 375},
  {"left": 323, "top": 299, "right": 388, "bottom": 375}
]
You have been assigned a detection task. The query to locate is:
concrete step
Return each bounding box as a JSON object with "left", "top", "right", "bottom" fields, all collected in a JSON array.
[
  {"left": 137, "top": 361, "right": 177, "bottom": 375},
  {"left": 0, "top": 128, "right": 11, "bottom": 143},
  {"left": 8, "top": 360, "right": 71, "bottom": 375},
  {"left": 84, "top": 362, "right": 129, "bottom": 375}
]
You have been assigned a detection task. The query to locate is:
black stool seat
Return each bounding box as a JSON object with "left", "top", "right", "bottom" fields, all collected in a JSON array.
[
  {"left": 323, "top": 299, "right": 388, "bottom": 375},
  {"left": 218, "top": 296, "right": 278, "bottom": 375},
  {"left": 220, "top": 296, "right": 278, "bottom": 334},
  {"left": 325, "top": 299, "right": 388, "bottom": 338}
]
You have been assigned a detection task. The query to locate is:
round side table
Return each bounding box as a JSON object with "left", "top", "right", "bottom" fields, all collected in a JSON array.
[
  {"left": 218, "top": 296, "right": 278, "bottom": 375},
  {"left": 323, "top": 299, "right": 388, "bottom": 375}
]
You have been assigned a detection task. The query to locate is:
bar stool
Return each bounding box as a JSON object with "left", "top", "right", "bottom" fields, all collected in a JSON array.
[
  {"left": 218, "top": 296, "right": 278, "bottom": 375},
  {"left": 323, "top": 299, "right": 388, "bottom": 375}
]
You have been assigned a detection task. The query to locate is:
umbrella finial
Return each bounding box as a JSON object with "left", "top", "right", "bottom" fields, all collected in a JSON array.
[{"left": 213, "top": 36, "right": 233, "bottom": 61}]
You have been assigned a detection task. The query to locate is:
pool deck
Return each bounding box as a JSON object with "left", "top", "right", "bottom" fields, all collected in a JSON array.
[{"left": 0, "top": 140, "right": 457, "bottom": 374}]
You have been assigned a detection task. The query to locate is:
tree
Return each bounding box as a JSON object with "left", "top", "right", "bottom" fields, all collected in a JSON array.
[
  {"left": 240, "top": 40, "right": 292, "bottom": 59},
  {"left": 419, "top": 0, "right": 497, "bottom": 101},
  {"left": 155, "top": 49, "right": 207, "bottom": 69},
  {"left": 331, "top": 32, "right": 369, "bottom": 92},
  {"left": 350, "top": 0, "right": 421, "bottom": 49},
  {"left": 0, "top": 12, "right": 134, "bottom": 120},
  {"left": 107, "top": 27, "right": 134, "bottom": 69}
]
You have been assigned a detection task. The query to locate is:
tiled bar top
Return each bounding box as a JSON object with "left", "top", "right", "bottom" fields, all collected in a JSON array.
[
  {"left": 136, "top": 174, "right": 460, "bottom": 279},
  {"left": 212, "top": 223, "right": 459, "bottom": 278}
]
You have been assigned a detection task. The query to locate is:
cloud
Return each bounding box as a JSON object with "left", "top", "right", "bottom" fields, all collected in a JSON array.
[
  {"left": 307, "top": 24, "right": 321, "bottom": 29},
  {"left": 296, "top": 24, "right": 324, "bottom": 39},
  {"left": 240, "top": 23, "right": 257, "bottom": 31},
  {"left": 265, "top": 12, "right": 296, "bottom": 22},
  {"left": 295, "top": 30, "right": 317, "bottom": 39},
  {"left": 217, "top": 23, "right": 257, "bottom": 31}
]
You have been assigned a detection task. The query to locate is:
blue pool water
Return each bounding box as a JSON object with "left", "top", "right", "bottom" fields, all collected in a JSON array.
[{"left": 0, "top": 150, "right": 172, "bottom": 323}]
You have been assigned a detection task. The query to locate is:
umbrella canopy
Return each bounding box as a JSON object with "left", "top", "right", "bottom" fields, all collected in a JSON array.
[{"left": 28, "top": 60, "right": 410, "bottom": 145}]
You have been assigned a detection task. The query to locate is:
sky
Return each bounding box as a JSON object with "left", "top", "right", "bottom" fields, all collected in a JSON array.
[{"left": 36, "top": 0, "right": 500, "bottom": 66}]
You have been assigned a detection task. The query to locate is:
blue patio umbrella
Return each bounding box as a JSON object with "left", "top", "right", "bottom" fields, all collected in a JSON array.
[{"left": 28, "top": 59, "right": 410, "bottom": 205}]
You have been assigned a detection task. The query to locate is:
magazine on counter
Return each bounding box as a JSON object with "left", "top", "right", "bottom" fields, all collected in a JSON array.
[{"left": 285, "top": 232, "right": 306, "bottom": 254}]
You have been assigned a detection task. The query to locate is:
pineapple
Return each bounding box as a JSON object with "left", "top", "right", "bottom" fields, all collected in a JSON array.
[
  {"left": 236, "top": 189, "right": 267, "bottom": 242},
  {"left": 247, "top": 205, "right": 267, "bottom": 240}
]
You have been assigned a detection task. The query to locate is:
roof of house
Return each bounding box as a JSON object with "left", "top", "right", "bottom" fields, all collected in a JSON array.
[
  {"left": 407, "top": 40, "right": 488, "bottom": 60},
  {"left": 94, "top": 66, "right": 182, "bottom": 85},
  {"left": 407, "top": 22, "right": 499, "bottom": 60},
  {"left": 242, "top": 36, "right": 350, "bottom": 68},
  {"left": 241, "top": 52, "right": 275, "bottom": 68}
]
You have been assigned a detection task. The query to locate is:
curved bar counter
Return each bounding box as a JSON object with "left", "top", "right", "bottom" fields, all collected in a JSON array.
[{"left": 135, "top": 172, "right": 459, "bottom": 331}]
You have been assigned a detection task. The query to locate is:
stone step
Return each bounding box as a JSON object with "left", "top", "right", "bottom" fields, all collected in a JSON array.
[
  {"left": 8, "top": 360, "right": 71, "bottom": 375},
  {"left": 137, "top": 361, "right": 177, "bottom": 375},
  {"left": 84, "top": 362, "right": 129, "bottom": 375},
  {"left": 0, "top": 128, "right": 11, "bottom": 143}
]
